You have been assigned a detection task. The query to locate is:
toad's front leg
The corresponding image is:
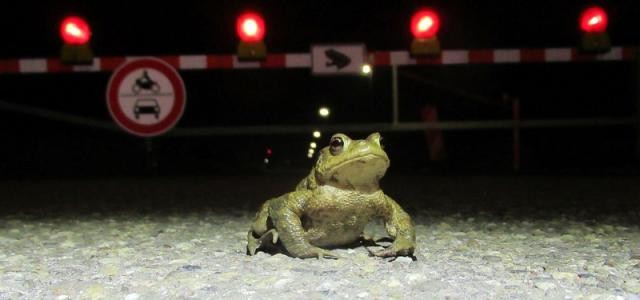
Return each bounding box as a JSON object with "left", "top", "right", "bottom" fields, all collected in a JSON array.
[
  {"left": 372, "top": 194, "right": 416, "bottom": 258},
  {"left": 269, "top": 192, "right": 339, "bottom": 259}
]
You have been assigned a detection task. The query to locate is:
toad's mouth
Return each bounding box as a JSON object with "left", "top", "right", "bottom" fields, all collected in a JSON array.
[
  {"left": 321, "top": 154, "right": 390, "bottom": 189},
  {"left": 328, "top": 154, "right": 389, "bottom": 172}
]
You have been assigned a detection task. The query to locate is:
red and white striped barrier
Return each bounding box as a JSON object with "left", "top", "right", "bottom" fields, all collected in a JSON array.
[
  {"left": 371, "top": 47, "right": 634, "bottom": 65},
  {"left": 0, "top": 54, "right": 312, "bottom": 74},
  {"left": 0, "top": 47, "right": 635, "bottom": 74}
]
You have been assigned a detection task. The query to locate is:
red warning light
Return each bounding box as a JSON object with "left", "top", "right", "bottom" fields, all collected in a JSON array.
[
  {"left": 60, "top": 16, "right": 91, "bottom": 45},
  {"left": 237, "top": 12, "right": 266, "bottom": 42},
  {"left": 580, "top": 6, "right": 608, "bottom": 33},
  {"left": 266, "top": 148, "right": 273, "bottom": 156},
  {"left": 411, "top": 9, "right": 440, "bottom": 39}
]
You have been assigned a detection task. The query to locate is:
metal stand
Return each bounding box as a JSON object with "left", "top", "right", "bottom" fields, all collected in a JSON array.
[
  {"left": 145, "top": 138, "right": 157, "bottom": 173},
  {"left": 636, "top": 48, "right": 640, "bottom": 161},
  {"left": 392, "top": 65, "right": 399, "bottom": 126},
  {"left": 512, "top": 97, "right": 521, "bottom": 172}
]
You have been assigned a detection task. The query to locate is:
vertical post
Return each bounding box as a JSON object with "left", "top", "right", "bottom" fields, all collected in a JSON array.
[
  {"left": 421, "top": 105, "right": 445, "bottom": 161},
  {"left": 145, "top": 138, "right": 157, "bottom": 173},
  {"left": 512, "top": 97, "right": 521, "bottom": 172},
  {"left": 636, "top": 48, "right": 640, "bottom": 161},
  {"left": 391, "top": 65, "right": 399, "bottom": 126}
]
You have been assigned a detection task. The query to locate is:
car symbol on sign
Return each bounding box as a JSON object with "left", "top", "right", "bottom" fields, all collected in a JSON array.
[{"left": 134, "top": 98, "right": 161, "bottom": 119}]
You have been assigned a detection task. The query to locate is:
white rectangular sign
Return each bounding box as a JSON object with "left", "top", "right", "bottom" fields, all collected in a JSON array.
[{"left": 311, "top": 44, "right": 366, "bottom": 75}]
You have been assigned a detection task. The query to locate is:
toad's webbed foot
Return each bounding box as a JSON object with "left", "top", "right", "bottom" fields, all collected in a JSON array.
[
  {"left": 247, "top": 229, "right": 279, "bottom": 255},
  {"left": 367, "top": 242, "right": 416, "bottom": 260},
  {"left": 369, "top": 246, "right": 414, "bottom": 258},
  {"left": 286, "top": 244, "right": 341, "bottom": 259},
  {"left": 360, "top": 234, "right": 394, "bottom": 247}
]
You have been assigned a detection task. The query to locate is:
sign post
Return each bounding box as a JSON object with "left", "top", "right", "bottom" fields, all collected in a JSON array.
[{"left": 636, "top": 48, "right": 640, "bottom": 161}]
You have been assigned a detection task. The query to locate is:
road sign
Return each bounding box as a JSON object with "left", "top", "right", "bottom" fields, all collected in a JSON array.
[
  {"left": 311, "top": 44, "right": 366, "bottom": 75},
  {"left": 107, "top": 57, "right": 186, "bottom": 137}
]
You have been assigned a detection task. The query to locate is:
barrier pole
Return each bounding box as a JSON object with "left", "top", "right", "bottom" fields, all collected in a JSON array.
[
  {"left": 392, "top": 65, "right": 399, "bottom": 126},
  {"left": 421, "top": 105, "right": 446, "bottom": 161},
  {"left": 513, "top": 97, "right": 521, "bottom": 172},
  {"left": 636, "top": 48, "right": 640, "bottom": 161},
  {"left": 145, "top": 138, "right": 157, "bottom": 173}
]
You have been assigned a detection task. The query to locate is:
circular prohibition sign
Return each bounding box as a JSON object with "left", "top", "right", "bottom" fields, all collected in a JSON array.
[{"left": 106, "top": 57, "right": 186, "bottom": 137}]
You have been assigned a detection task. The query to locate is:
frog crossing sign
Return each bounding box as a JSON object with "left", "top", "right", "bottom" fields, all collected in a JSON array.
[
  {"left": 311, "top": 44, "right": 366, "bottom": 75},
  {"left": 107, "top": 58, "right": 186, "bottom": 137}
]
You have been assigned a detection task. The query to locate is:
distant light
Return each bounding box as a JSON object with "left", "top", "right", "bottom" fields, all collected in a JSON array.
[
  {"left": 307, "top": 152, "right": 314, "bottom": 158},
  {"left": 580, "top": 6, "right": 608, "bottom": 33},
  {"left": 318, "top": 107, "right": 330, "bottom": 118},
  {"left": 266, "top": 148, "right": 273, "bottom": 156},
  {"left": 411, "top": 8, "right": 440, "bottom": 39},
  {"left": 361, "top": 64, "right": 372, "bottom": 75},
  {"left": 313, "top": 131, "right": 322, "bottom": 138},
  {"left": 60, "top": 16, "right": 91, "bottom": 45},
  {"left": 310, "top": 142, "right": 317, "bottom": 149},
  {"left": 263, "top": 158, "right": 269, "bottom": 164},
  {"left": 237, "top": 12, "right": 266, "bottom": 42},
  {"left": 308, "top": 148, "right": 315, "bottom": 156}
]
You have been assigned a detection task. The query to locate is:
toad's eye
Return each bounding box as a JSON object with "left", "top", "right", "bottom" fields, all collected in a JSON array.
[{"left": 329, "top": 136, "right": 344, "bottom": 155}]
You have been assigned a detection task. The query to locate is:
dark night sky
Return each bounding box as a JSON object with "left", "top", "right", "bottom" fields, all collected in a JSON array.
[
  {"left": 0, "top": 1, "right": 639, "bottom": 57},
  {"left": 0, "top": 1, "right": 639, "bottom": 177}
]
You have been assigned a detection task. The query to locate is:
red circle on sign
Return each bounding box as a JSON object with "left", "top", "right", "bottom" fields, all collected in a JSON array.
[{"left": 107, "top": 58, "right": 186, "bottom": 137}]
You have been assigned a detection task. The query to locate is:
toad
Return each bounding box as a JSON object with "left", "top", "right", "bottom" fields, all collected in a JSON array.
[{"left": 247, "top": 133, "right": 415, "bottom": 259}]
